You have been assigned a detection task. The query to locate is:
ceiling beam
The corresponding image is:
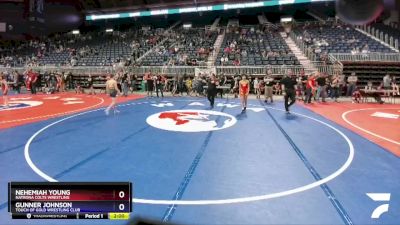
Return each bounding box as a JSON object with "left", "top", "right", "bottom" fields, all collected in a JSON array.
[{"left": 84, "top": 0, "right": 231, "bottom": 14}]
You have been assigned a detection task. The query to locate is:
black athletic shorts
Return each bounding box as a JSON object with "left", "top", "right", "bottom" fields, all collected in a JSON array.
[{"left": 109, "top": 90, "right": 117, "bottom": 98}]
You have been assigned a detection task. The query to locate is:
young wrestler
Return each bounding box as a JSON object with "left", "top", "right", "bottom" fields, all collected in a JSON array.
[
  {"left": 239, "top": 75, "right": 250, "bottom": 111},
  {"left": 105, "top": 74, "right": 122, "bottom": 115},
  {"left": 0, "top": 73, "right": 9, "bottom": 108}
]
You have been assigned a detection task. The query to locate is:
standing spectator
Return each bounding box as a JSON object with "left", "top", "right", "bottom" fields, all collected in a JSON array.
[
  {"left": 383, "top": 74, "right": 392, "bottom": 90},
  {"left": 185, "top": 77, "right": 192, "bottom": 96},
  {"left": 346, "top": 72, "right": 358, "bottom": 96},
  {"left": 305, "top": 74, "right": 316, "bottom": 104},
  {"left": 12, "top": 70, "right": 21, "bottom": 94},
  {"left": 178, "top": 74, "right": 185, "bottom": 96},
  {"left": 28, "top": 69, "right": 38, "bottom": 94},
  {"left": 330, "top": 74, "right": 340, "bottom": 102},
  {"left": 87, "top": 74, "right": 95, "bottom": 95},
  {"left": 232, "top": 75, "right": 240, "bottom": 98},
  {"left": 316, "top": 73, "right": 327, "bottom": 102},
  {"left": 66, "top": 72, "right": 74, "bottom": 90},
  {"left": 264, "top": 75, "right": 274, "bottom": 103},
  {"left": 121, "top": 72, "right": 129, "bottom": 97},
  {"left": 338, "top": 73, "right": 346, "bottom": 97},
  {"left": 296, "top": 72, "right": 307, "bottom": 101},
  {"left": 144, "top": 71, "right": 153, "bottom": 97},
  {"left": 129, "top": 74, "right": 137, "bottom": 93},
  {"left": 254, "top": 77, "right": 260, "bottom": 99},
  {"left": 155, "top": 74, "right": 164, "bottom": 98},
  {"left": 162, "top": 74, "right": 169, "bottom": 92},
  {"left": 259, "top": 77, "right": 265, "bottom": 96},
  {"left": 172, "top": 75, "right": 178, "bottom": 96},
  {"left": 60, "top": 72, "right": 66, "bottom": 92},
  {"left": 48, "top": 73, "right": 57, "bottom": 94}
]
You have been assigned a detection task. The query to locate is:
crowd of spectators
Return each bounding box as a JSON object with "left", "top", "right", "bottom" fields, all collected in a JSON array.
[
  {"left": 218, "top": 25, "right": 296, "bottom": 66},
  {"left": 0, "top": 27, "right": 168, "bottom": 68},
  {"left": 140, "top": 28, "right": 217, "bottom": 66}
]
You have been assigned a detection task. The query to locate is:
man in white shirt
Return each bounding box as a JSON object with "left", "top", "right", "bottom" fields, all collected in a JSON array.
[
  {"left": 383, "top": 74, "right": 391, "bottom": 90},
  {"left": 346, "top": 72, "right": 358, "bottom": 96},
  {"left": 254, "top": 77, "right": 260, "bottom": 99}
]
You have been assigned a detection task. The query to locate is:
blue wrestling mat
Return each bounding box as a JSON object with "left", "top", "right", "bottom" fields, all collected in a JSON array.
[{"left": 0, "top": 97, "right": 399, "bottom": 225}]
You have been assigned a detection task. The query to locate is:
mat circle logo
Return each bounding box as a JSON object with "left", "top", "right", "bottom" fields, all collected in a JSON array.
[
  {"left": 146, "top": 109, "right": 237, "bottom": 132},
  {"left": 0, "top": 101, "right": 43, "bottom": 111}
]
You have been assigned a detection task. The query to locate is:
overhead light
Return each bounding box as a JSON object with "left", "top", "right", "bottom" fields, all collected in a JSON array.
[
  {"left": 72, "top": 30, "right": 79, "bottom": 34},
  {"left": 281, "top": 17, "right": 293, "bottom": 22},
  {"left": 106, "top": 29, "right": 113, "bottom": 32},
  {"left": 150, "top": 9, "right": 168, "bottom": 15},
  {"left": 183, "top": 24, "right": 192, "bottom": 28},
  {"left": 92, "top": 14, "right": 120, "bottom": 20},
  {"left": 223, "top": 2, "right": 264, "bottom": 10},
  {"left": 279, "top": 0, "right": 295, "bottom": 5},
  {"left": 86, "top": 0, "right": 335, "bottom": 21},
  {"left": 129, "top": 12, "right": 140, "bottom": 17}
]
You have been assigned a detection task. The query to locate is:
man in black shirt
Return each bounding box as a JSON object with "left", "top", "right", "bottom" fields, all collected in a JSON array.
[
  {"left": 316, "top": 73, "right": 327, "bottom": 102},
  {"left": 280, "top": 73, "right": 297, "bottom": 113},
  {"left": 49, "top": 73, "right": 58, "bottom": 94},
  {"left": 207, "top": 74, "right": 218, "bottom": 108},
  {"left": 155, "top": 74, "right": 164, "bottom": 98}
]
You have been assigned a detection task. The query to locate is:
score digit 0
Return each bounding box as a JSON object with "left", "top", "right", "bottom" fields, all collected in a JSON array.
[
  {"left": 119, "top": 191, "right": 125, "bottom": 199},
  {"left": 119, "top": 203, "right": 125, "bottom": 211}
]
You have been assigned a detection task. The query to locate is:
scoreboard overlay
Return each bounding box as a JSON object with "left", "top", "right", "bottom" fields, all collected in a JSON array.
[{"left": 8, "top": 182, "right": 132, "bottom": 220}]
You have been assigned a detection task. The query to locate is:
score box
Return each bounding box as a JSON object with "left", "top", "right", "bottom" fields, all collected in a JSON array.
[
  {"left": 12, "top": 212, "right": 130, "bottom": 220},
  {"left": 8, "top": 182, "right": 132, "bottom": 217}
]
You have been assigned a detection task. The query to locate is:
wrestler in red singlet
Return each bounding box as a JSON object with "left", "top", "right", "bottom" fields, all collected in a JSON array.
[
  {"left": 239, "top": 75, "right": 250, "bottom": 111},
  {"left": 239, "top": 80, "right": 249, "bottom": 96},
  {"left": 1, "top": 73, "right": 9, "bottom": 107}
]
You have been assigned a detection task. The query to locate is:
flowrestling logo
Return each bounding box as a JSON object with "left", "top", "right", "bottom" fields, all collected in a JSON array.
[
  {"left": 146, "top": 110, "right": 237, "bottom": 132},
  {"left": 0, "top": 101, "right": 43, "bottom": 111}
]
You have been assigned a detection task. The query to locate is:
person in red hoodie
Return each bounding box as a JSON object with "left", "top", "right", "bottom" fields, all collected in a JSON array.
[
  {"left": 26, "top": 69, "right": 38, "bottom": 94},
  {"left": 304, "top": 73, "right": 317, "bottom": 104}
]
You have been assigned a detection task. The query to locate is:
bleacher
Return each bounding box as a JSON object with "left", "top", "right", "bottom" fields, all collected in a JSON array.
[
  {"left": 370, "top": 23, "right": 400, "bottom": 45},
  {"left": 139, "top": 38, "right": 174, "bottom": 66},
  {"left": 342, "top": 62, "right": 400, "bottom": 88},
  {"left": 39, "top": 29, "right": 163, "bottom": 67},
  {"left": 216, "top": 26, "right": 299, "bottom": 66},
  {"left": 139, "top": 28, "right": 218, "bottom": 66},
  {"left": 294, "top": 24, "right": 396, "bottom": 54},
  {"left": 1, "top": 16, "right": 399, "bottom": 94}
]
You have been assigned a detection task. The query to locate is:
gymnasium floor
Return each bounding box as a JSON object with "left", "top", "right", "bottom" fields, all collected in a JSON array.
[{"left": 0, "top": 93, "right": 399, "bottom": 225}]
